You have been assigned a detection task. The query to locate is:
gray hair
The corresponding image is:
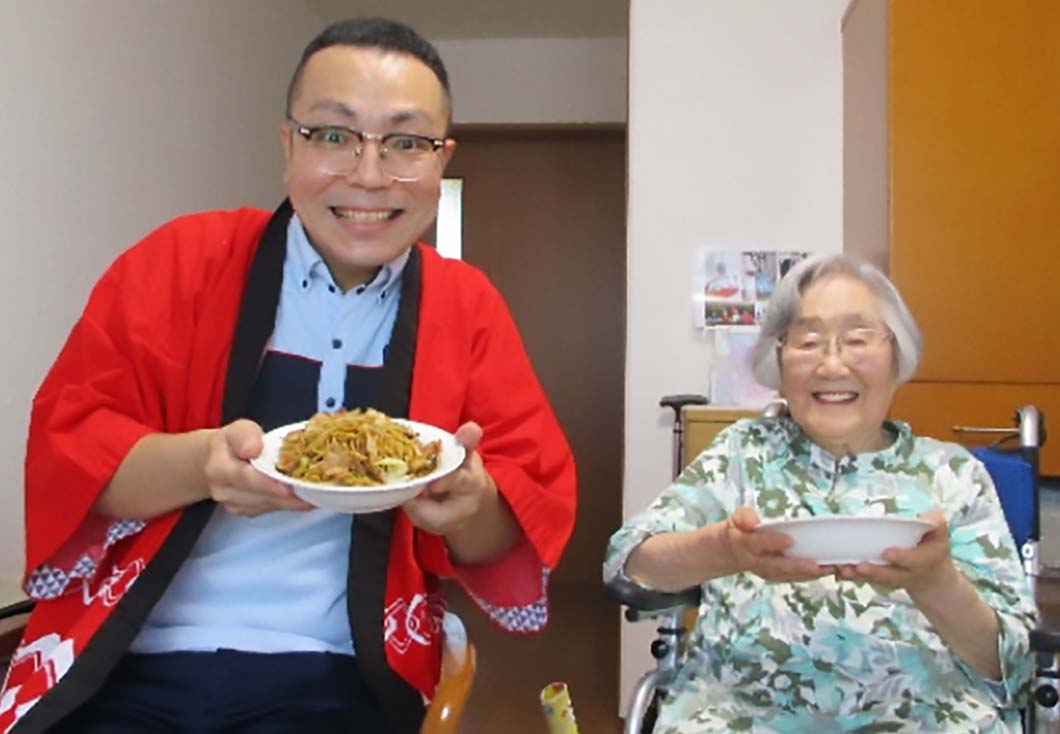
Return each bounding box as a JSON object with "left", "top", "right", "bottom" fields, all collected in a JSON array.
[{"left": 751, "top": 253, "right": 923, "bottom": 388}]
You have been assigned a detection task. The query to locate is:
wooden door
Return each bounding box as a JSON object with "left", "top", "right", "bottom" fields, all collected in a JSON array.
[
  {"left": 844, "top": 0, "right": 1060, "bottom": 473},
  {"left": 433, "top": 125, "right": 626, "bottom": 734},
  {"left": 889, "top": 0, "right": 1060, "bottom": 385},
  {"left": 441, "top": 124, "right": 626, "bottom": 586}
]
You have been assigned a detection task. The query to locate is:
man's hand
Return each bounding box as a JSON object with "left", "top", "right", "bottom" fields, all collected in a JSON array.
[
  {"left": 723, "top": 506, "right": 835, "bottom": 583},
  {"left": 204, "top": 419, "right": 314, "bottom": 517},
  {"left": 836, "top": 509, "right": 957, "bottom": 596},
  {"left": 402, "top": 422, "right": 497, "bottom": 537}
]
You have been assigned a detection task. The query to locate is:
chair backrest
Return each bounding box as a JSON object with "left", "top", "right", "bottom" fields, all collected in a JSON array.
[
  {"left": 420, "top": 612, "right": 476, "bottom": 734},
  {"left": 972, "top": 446, "right": 1036, "bottom": 549},
  {"left": 0, "top": 600, "right": 33, "bottom": 680},
  {"left": 970, "top": 405, "right": 1046, "bottom": 565}
]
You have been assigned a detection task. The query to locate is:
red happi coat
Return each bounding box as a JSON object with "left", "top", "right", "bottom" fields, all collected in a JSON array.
[{"left": 1, "top": 203, "right": 576, "bottom": 733}]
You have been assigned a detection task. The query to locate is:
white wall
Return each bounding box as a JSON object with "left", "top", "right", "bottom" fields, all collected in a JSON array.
[
  {"left": 622, "top": 0, "right": 847, "bottom": 705},
  {"left": 437, "top": 37, "right": 627, "bottom": 124},
  {"left": 0, "top": 0, "right": 325, "bottom": 597}
]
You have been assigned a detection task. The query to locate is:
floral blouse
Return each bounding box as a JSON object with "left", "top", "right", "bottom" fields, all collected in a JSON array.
[{"left": 605, "top": 418, "right": 1038, "bottom": 734}]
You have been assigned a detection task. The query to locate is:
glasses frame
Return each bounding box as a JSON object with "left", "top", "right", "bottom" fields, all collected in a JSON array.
[
  {"left": 778, "top": 326, "right": 894, "bottom": 367},
  {"left": 286, "top": 115, "right": 448, "bottom": 182}
]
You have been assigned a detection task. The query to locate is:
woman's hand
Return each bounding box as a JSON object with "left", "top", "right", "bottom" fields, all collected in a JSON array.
[
  {"left": 723, "top": 507, "right": 836, "bottom": 583},
  {"left": 204, "top": 419, "right": 315, "bottom": 516},
  {"left": 836, "top": 509, "right": 1003, "bottom": 680},
  {"left": 835, "top": 510, "right": 958, "bottom": 594}
]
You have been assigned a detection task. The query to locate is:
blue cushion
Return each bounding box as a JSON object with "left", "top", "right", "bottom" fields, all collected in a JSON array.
[{"left": 971, "top": 447, "right": 1034, "bottom": 549}]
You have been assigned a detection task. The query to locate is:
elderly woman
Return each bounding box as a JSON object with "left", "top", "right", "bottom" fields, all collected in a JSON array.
[{"left": 605, "top": 254, "right": 1037, "bottom": 733}]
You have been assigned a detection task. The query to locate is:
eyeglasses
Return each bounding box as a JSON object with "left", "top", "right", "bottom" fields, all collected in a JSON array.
[
  {"left": 286, "top": 116, "right": 447, "bottom": 182},
  {"left": 779, "top": 326, "right": 893, "bottom": 367}
]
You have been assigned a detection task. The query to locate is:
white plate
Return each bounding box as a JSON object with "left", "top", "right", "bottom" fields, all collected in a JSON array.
[
  {"left": 754, "top": 515, "right": 935, "bottom": 565},
  {"left": 251, "top": 419, "right": 466, "bottom": 514}
]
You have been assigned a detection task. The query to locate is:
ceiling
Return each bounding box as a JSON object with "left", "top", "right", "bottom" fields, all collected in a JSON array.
[{"left": 305, "top": 0, "right": 628, "bottom": 39}]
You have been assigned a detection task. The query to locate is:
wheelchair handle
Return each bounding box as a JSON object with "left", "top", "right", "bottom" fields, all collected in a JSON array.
[
  {"left": 659, "top": 394, "right": 709, "bottom": 418},
  {"left": 1018, "top": 405, "right": 1045, "bottom": 448},
  {"left": 659, "top": 394, "right": 708, "bottom": 479},
  {"left": 953, "top": 405, "right": 1045, "bottom": 450}
]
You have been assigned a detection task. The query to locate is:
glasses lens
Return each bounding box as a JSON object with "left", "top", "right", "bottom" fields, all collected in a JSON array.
[
  {"left": 786, "top": 330, "right": 823, "bottom": 353},
  {"left": 304, "top": 126, "right": 359, "bottom": 175},
  {"left": 838, "top": 328, "right": 873, "bottom": 359},
  {"left": 378, "top": 135, "right": 438, "bottom": 180}
]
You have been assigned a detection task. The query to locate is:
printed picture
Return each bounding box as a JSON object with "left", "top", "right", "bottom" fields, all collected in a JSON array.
[
  {"left": 700, "top": 251, "right": 744, "bottom": 301},
  {"left": 742, "top": 251, "right": 777, "bottom": 302},
  {"left": 704, "top": 301, "right": 756, "bottom": 327}
]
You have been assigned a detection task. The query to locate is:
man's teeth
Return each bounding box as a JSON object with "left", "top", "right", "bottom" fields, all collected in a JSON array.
[
  {"left": 333, "top": 208, "right": 393, "bottom": 222},
  {"left": 814, "top": 392, "right": 857, "bottom": 402}
]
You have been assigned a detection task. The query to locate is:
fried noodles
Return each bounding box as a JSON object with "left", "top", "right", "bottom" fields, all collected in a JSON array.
[{"left": 275, "top": 409, "right": 441, "bottom": 486}]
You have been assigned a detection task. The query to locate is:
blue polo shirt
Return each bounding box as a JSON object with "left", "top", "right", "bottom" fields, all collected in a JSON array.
[{"left": 131, "top": 215, "right": 406, "bottom": 656}]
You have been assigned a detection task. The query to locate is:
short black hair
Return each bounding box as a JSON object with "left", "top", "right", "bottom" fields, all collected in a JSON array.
[{"left": 285, "top": 17, "right": 451, "bottom": 122}]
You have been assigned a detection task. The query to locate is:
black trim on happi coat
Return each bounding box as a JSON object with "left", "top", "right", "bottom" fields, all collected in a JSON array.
[{"left": 347, "top": 244, "right": 427, "bottom": 734}]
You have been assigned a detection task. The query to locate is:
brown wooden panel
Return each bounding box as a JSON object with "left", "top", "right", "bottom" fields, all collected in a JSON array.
[
  {"left": 888, "top": 0, "right": 1060, "bottom": 384},
  {"left": 890, "top": 381, "right": 1059, "bottom": 475},
  {"left": 682, "top": 408, "right": 759, "bottom": 467}
]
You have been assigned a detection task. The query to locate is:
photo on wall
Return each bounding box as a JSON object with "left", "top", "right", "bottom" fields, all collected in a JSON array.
[
  {"left": 693, "top": 247, "right": 808, "bottom": 330},
  {"left": 692, "top": 246, "right": 810, "bottom": 406}
]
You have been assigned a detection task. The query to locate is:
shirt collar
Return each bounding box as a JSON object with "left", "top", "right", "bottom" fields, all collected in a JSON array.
[
  {"left": 287, "top": 214, "right": 411, "bottom": 295},
  {"left": 774, "top": 415, "right": 913, "bottom": 472}
]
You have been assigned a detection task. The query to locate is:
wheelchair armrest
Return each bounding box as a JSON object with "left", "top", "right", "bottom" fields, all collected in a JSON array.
[
  {"left": 1030, "top": 627, "right": 1060, "bottom": 655},
  {"left": 604, "top": 575, "right": 701, "bottom": 622}
]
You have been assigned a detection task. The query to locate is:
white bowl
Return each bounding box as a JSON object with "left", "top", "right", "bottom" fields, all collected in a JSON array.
[
  {"left": 754, "top": 515, "right": 935, "bottom": 565},
  {"left": 250, "top": 419, "right": 466, "bottom": 514}
]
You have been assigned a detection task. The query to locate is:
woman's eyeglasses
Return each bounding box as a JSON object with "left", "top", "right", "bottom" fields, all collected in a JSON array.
[{"left": 780, "top": 326, "right": 893, "bottom": 367}]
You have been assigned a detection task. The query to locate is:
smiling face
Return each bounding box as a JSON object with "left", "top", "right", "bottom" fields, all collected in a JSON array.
[
  {"left": 780, "top": 274, "right": 899, "bottom": 456},
  {"left": 281, "top": 45, "right": 455, "bottom": 290}
]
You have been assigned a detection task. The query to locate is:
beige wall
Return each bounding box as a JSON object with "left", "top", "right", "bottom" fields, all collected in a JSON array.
[
  {"left": 0, "top": 0, "right": 325, "bottom": 595},
  {"left": 622, "top": 0, "right": 848, "bottom": 706},
  {"left": 438, "top": 37, "right": 627, "bottom": 124}
]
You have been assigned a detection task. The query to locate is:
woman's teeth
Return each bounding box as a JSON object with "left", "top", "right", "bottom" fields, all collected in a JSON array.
[
  {"left": 332, "top": 208, "right": 394, "bottom": 222},
  {"left": 813, "top": 391, "right": 857, "bottom": 403}
]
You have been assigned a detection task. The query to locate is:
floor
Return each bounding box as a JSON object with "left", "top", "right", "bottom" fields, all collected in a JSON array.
[{"left": 443, "top": 581, "right": 623, "bottom": 734}]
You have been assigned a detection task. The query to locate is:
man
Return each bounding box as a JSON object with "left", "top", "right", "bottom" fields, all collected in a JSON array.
[{"left": 1, "top": 18, "right": 576, "bottom": 734}]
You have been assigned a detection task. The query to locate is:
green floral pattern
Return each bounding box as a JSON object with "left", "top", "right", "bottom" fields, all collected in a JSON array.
[{"left": 605, "top": 418, "right": 1037, "bottom": 733}]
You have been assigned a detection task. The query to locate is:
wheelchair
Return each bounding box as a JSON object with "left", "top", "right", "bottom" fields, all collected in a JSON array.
[{"left": 607, "top": 396, "right": 1056, "bottom": 734}]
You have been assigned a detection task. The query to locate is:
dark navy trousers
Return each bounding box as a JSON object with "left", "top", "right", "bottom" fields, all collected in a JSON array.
[{"left": 49, "top": 650, "right": 391, "bottom": 733}]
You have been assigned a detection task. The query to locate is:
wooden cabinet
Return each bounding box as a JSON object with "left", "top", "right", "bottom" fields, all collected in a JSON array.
[
  {"left": 843, "top": 0, "right": 1060, "bottom": 473},
  {"left": 682, "top": 407, "right": 759, "bottom": 469}
]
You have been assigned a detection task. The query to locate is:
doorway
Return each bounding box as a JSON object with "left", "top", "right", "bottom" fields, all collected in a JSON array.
[{"left": 434, "top": 124, "right": 626, "bottom": 733}]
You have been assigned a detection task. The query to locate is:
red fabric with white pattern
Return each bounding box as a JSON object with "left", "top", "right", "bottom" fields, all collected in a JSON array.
[{"left": 1, "top": 208, "right": 575, "bottom": 732}]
